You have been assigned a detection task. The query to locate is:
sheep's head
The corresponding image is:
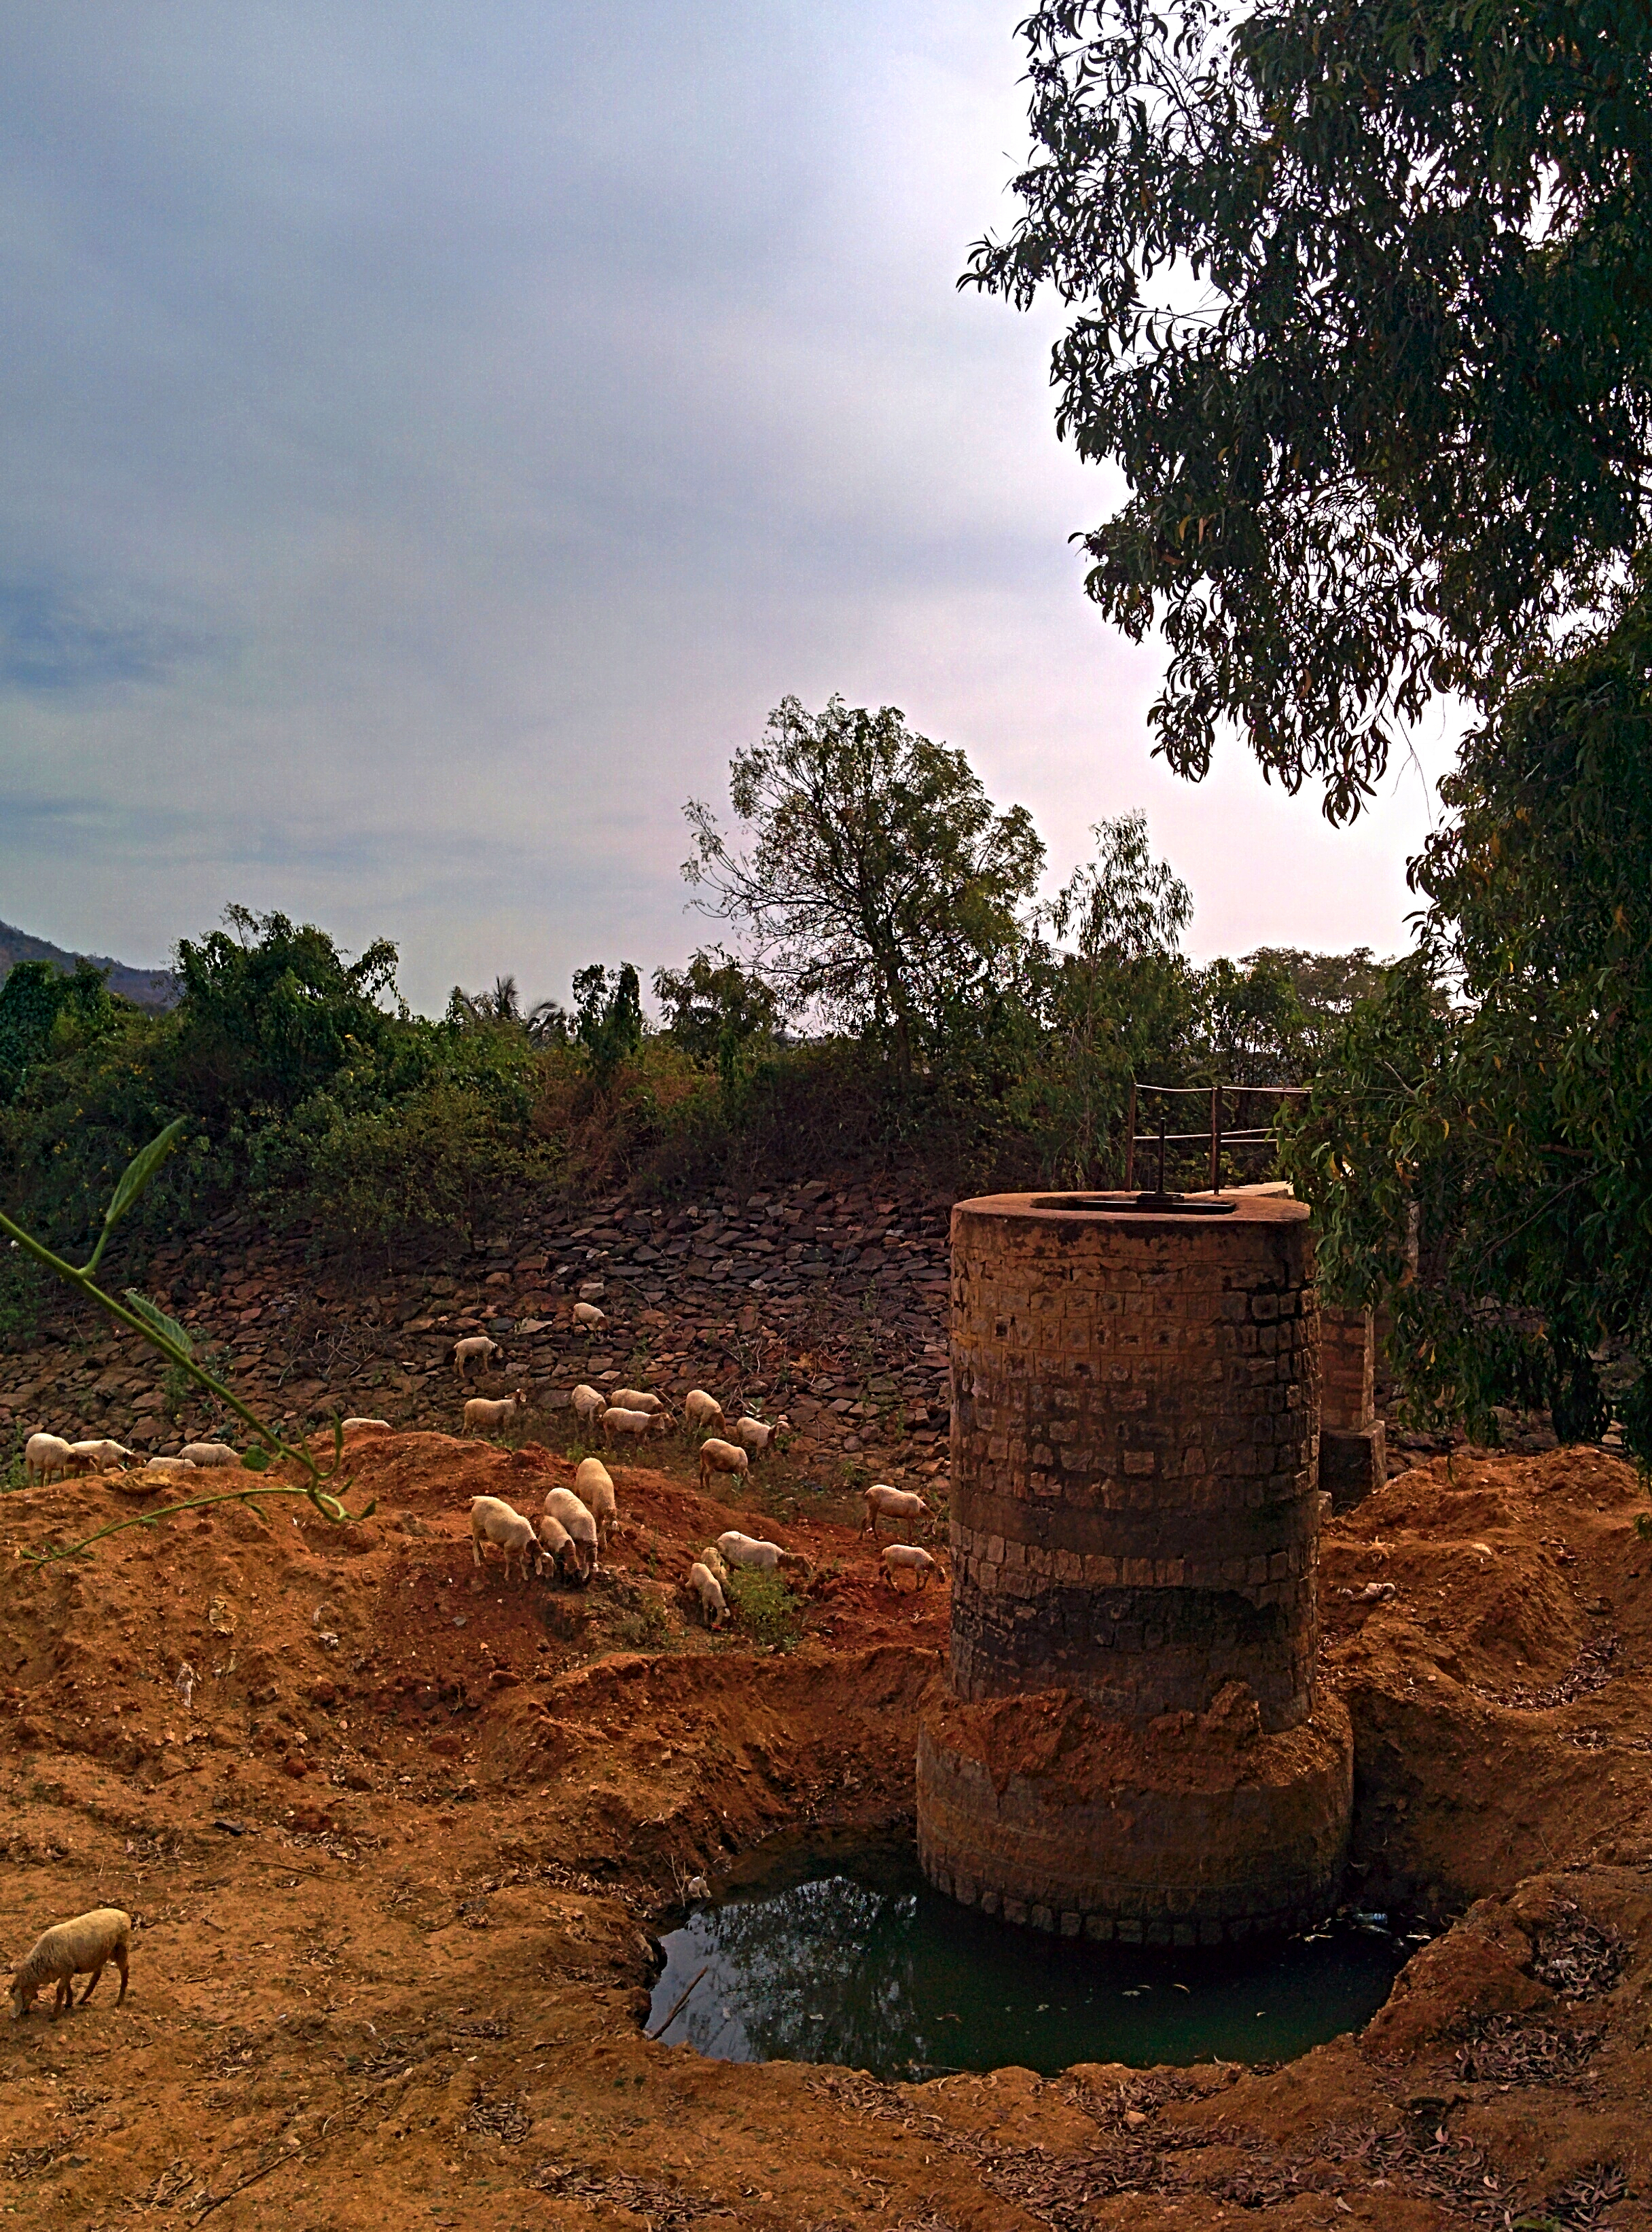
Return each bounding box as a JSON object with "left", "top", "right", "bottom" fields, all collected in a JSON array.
[{"left": 9, "top": 1977, "right": 33, "bottom": 2019}]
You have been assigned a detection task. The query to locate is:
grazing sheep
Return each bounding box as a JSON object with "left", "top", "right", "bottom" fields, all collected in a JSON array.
[
  {"left": 23, "top": 1434, "right": 80, "bottom": 1485},
  {"left": 609, "top": 1388, "right": 670, "bottom": 1418},
  {"left": 860, "top": 1483, "right": 929, "bottom": 1541},
  {"left": 340, "top": 1416, "right": 392, "bottom": 1435},
  {"left": 179, "top": 1442, "right": 240, "bottom": 1469},
  {"left": 882, "top": 1544, "right": 940, "bottom": 1593},
  {"left": 600, "top": 1405, "right": 664, "bottom": 1443},
  {"left": 141, "top": 1456, "right": 196, "bottom": 1475},
  {"left": 686, "top": 1561, "right": 727, "bottom": 1629},
  {"left": 697, "top": 1437, "right": 749, "bottom": 1494},
  {"left": 536, "top": 1511, "right": 578, "bottom": 1581},
  {"left": 682, "top": 1390, "right": 725, "bottom": 1435},
  {"left": 543, "top": 1486, "right": 600, "bottom": 1577},
  {"left": 573, "top": 1457, "right": 617, "bottom": 1543},
  {"left": 715, "top": 1528, "right": 812, "bottom": 1581},
  {"left": 10, "top": 1907, "right": 130, "bottom": 2018},
  {"left": 453, "top": 1336, "right": 502, "bottom": 1382},
  {"left": 728, "top": 1414, "right": 788, "bottom": 1459},
  {"left": 696, "top": 1543, "right": 730, "bottom": 1585},
  {"left": 572, "top": 1301, "right": 607, "bottom": 1333},
  {"left": 570, "top": 1383, "right": 607, "bottom": 1427},
  {"left": 468, "top": 1495, "right": 539, "bottom": 1582},
  {"left": 463, "top": 1390, "right": 528, "bottom": 1436},
  {"left": 69, "top": 1439, "right": 133, "bottom": 1472}
]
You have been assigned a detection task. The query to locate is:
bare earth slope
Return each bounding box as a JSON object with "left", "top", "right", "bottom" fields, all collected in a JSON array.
[{"left": 0, "top": 1438, "right": 1649, "bottom": 2229}]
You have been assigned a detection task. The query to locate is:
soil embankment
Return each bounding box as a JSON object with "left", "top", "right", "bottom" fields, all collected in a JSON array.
[{"left": 0, "top": 1437, "right": 1649, "bottom": 2226}]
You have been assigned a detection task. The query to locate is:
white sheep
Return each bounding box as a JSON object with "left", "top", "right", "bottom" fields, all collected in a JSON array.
[
  {"left": 69, "top": 1439, "right": 133, "bottom": 1472},
  {"left": 682, "top": 1389, "right": 725, "bottom": 1435},
  {"left": 24, "top": 1434, "right": 82, "bottom": 1484},
  {"left": 469, "top": 1495, "right": 539, "bottom": 1583},
  {"left": 716, "top": 1528, "right": 812, "bottom": 1581},
  {"left": 882, "top": 1544, "right": 941, "bottom": 1593},
  {"left": 179, "top": 1442, "right": 240, "bottom": 1469},
  {"left": 10, "top": 1907, "right": 130, "bottom": 2018},
  {"left": 861, "top": 1483, "right": 929, "bottom": 1541},
  {"left": 570, "top": 1383, "right": 607, "bottom": 1426},
  {"left": 698, "top": 1437, "right": 749, "bottom": 1494},
  {"left": 610, "top": 1387, "right": 670, "bottom": 1418},
  {"left": 340, "top": 1416, "right": 392, "bottom": 1434},
  {"left": 728, "top": 1414, "right": 788, "bottom": 1459},
  {"left": 463, "top": 1390, "right": 528, "bottom": 1436},
  {"left": 696, "top": 1543, "right": 730, "bottom": 1585},
  {"left": 453, "top": 1336, "right": 502, "bottom": 1382},
  {"left": 537, "top": 1511, "right": 577, "bottom": 1581},
  {"left": 573, "top": 1457, "right": 618, "bottom": 1543},
  {"left": 572, "top": 1301, "right": 607, "bottom": 1333},
  {"left": 686, "top": 1561, "right": 727, "bottom": 1629},
  {"left": 600, "top": 1405, "right": 664, "bottom": 1443},
  {"left": 543, "top": 1486, "right": 600, "bottom": 1577},
  {"left": 140, "top": 1456, "right": 196, "bottom": 1475}
]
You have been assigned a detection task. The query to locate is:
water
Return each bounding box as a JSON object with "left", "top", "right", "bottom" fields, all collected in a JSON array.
[{"left": 648, "top": 1837, "right": 1413, "bottom": 2080}]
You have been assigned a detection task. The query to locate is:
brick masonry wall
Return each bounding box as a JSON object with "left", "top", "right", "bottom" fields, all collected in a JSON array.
[
  {"left": 947, "top": 1194, "right": 1321, "bottom": 1733},
  {"left": 1321, "top": 1303, "right": 1376, "bottom": 1433}
]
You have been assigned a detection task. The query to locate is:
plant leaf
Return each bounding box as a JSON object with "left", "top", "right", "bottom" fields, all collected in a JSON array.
[
  {"left": 121, "top": 1289, "right": 195, "bottom": 1362},
  {"left": 241, "top": 1445, "right": 270, "bottom": 1473},
  {"left": 103, "top": 1119, "right": 187, "bottom": 1234}
]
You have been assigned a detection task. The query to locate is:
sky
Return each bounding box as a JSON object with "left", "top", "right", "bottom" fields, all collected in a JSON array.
[{"left": 0, "top": 1, "right": 1455, "bottom": 1016}]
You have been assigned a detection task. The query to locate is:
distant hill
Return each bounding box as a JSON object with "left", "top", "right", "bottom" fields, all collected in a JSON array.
[{"left": 0, "top": 919, "right": 179, "bottom": 1010}]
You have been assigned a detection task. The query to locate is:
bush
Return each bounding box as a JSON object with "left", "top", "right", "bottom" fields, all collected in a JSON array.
[{"left": 723, "top": 1565, "right": 805, "bottom": 1652}]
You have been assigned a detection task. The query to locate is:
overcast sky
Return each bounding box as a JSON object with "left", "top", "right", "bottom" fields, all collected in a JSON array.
[{"left": 0, "top": 1, "right": 1453, "bottom": 1015}]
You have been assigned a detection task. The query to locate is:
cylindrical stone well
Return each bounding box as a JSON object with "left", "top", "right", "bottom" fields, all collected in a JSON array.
[{"left": 916, "top": 1191, "right": 1352, "bottom": 1945}]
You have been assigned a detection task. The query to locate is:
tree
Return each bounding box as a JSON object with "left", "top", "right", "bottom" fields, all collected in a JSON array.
[
  {"left": 683, "top": 696, "right": 1045, "bottom": 1073},
  {"left": 571, "top": 963, "right": 645, "bottom": 1084},
  {"left": 965, "top": 0, "right": 1652, "bottom": 818},
  {"left": 1287, "top": 580, "right": 1652, "bottom": 1460}
]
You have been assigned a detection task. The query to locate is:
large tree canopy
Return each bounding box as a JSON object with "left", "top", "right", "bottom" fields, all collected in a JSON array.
[{"left": 967, "top": 0, "right": 1652, "bottom": 817}]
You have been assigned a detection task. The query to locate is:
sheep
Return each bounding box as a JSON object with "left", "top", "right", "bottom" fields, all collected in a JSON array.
[
  {"left": 610, "top": 1388, "right": 670, "bottom": 1418},
  {"left": 453, "top": 1336, "right": 502, "bottom": 1382},
  {"left": 697, "top": 1437, "right": 749, "bottom": 1494},
  {"left": 600, "top": 1405, "right": 664, "bottom": 1444},
  {"left": 141, "top": 1456, "right": 196, "bottom": 1475},
  {"left": 686, "top": 1561, "right": 726, "bottom": 1629},
  {"left": 536, "top": 1511, "right": 578, "bottom": 1581},
  {"left": 340, "top": 1416, "right": 392, "bottom": 1435},
  {"left": 24, "top": 1434, "right": 82, "bottom": 1484},
  {"left": 468, "top": 1495, "right": 539, "bottom": 1583},
  {"left": 573, "top": 1457, "right": 618, "bottom": 1543},
  {"left": 715, "top": 1528, "right": 812, "bottom": 1581},
  {"left": 10, "top": 1907, "right": 130, "bottom": 2019},
  {"left": 463, "top": 1390, "right": 528, "bottom": 1436},
  {"left": 728, "top": 1414, "right": 789, "bottom": 1459},
  {"left": 696, "top": 1543, "right": 730, "bottom": 1585},
  {"left": 69, "top": 1439, "right": 133, "bottom": 1472},
  {"left": 882, "top": 1544, "right": 941, "bottom": 1593},
  {"left": 543, "top": 1486, "right": 600, "bottom": 1577},
  {"left": 179, "top": 1442, "right": 240, "bottom": 1469},
  {"left": 860, "top": 1483, "right": 929, "bottom": 1541},
  {"left": 682, "top": 1389, "right": 725, "bottom": 1435},
  {"left": 572, "top": 1302, "right": 607, "bottom": 1333},
  {"left": 570, "top": 1383, "right": 607, "bottom": 1427}
]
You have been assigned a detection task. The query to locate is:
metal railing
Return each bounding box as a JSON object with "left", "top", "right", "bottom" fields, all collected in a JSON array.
[{"left": 1124, "top": 1080, "right": 1310, "bottom": 1194}]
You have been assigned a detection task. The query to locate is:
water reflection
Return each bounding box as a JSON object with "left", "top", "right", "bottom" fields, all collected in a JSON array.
[{"left": 651, "top": 1844, "right": 1411, "bottom": 2079}]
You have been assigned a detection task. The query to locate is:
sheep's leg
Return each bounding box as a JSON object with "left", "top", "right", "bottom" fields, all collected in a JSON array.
[
  {"left": 52, "top": 1976, "right": 71, "bottom": 2015},
  {"left": 470, "top": 1530, "right": 484, "bottom": 1568},
  {"left": 114, "top": 1945, "right": 129, "bottom": 2004},
  {"left": 79, "top": 1960, "right": 104, "bottom": 2005}
]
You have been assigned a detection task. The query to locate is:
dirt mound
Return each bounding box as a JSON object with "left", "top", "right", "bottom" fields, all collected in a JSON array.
[{"left": 0, "top": 1435, "right": 1648, "bottom": 2227}]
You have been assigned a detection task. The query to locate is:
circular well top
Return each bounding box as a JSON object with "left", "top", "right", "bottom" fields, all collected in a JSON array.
[{"left": 955, "top": 1189, "right": 1310, "bottom": 1230}]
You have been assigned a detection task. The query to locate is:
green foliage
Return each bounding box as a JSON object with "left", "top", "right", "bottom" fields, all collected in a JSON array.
[
  {"left": 1286, "top": 583, "right": 1652, "bottom": 1457},
  {"left": 685, "top": 696, "right": 1045, "bottom": 1075},
  {"left": 723, "top": 1564, "right": 805, "bottom": 1652},
  {"left": 0, "top": 958, "right": 119, "bottom": 1101},
  {"left": 0, "top": 1245, "right": 41, "bottom": 1338},
  {"left": 967, "top": 0, "right": 1652, "bottom": 817},
  {"left": 573, "top": 963, "right": 645, "bottom": 1084}
]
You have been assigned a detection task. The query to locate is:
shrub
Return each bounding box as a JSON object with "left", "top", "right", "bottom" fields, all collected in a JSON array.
[{"left": 723, "top": 1565, "right": 804, "bottom": 1652}]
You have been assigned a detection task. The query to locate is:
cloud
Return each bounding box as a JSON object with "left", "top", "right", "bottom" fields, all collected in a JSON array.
[{"left": 0, "top": 1, "right": 1452, "bottom": 1008}]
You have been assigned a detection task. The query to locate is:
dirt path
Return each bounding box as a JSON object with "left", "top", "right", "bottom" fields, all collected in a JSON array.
[{"left": 0, "top": 1439, "right": 1649, "bottom": 2229}]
